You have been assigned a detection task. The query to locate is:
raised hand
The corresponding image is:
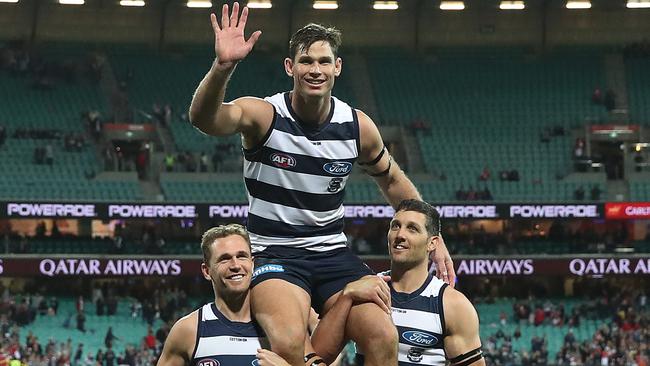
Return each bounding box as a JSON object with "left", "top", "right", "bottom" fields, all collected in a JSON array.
[
  {"left": 210, "top": 2, "right": 262, "bottom": 67},
  {"left": 342, "top": 275, "right": 392, "bottom": 314},
  {"left": 429, "top": 234, "right": 456, "bottom": 287}
]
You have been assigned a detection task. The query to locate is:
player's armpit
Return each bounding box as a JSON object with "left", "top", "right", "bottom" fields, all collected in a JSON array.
[
  {"left": 442, "top": 288, "right": 485, "bottom": 366},
  {"left": 157, "top": 312, "right": 198, "bottom": 366}
]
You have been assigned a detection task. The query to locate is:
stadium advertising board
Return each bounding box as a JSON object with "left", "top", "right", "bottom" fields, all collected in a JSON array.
[
  {"left": 605, "top": 202, "right": 650, "bottom": 219},
  {"left": 0, "top": 202, "right": 606, "bottom": 220},
  {"left": 0, "top": 256, "right": 648, "bottom": 277}
]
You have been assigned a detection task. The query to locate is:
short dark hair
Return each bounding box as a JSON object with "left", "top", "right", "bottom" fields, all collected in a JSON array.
[
  {"left": 200, "top": 224, "right": 251, "bottom": 263},
  {"left": 396, "top": 199, "right": 441, "bottom": 237},
  {"left": 289, "top": 23, "right": 342, "bottom": 59}
]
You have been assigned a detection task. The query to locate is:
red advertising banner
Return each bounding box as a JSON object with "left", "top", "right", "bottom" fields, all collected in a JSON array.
[
  {"left": 605, "top": 202, "right": 650, "bottom": 219},
  {"left": 1, "top": 256, "right": 648, "bottom": 278}
]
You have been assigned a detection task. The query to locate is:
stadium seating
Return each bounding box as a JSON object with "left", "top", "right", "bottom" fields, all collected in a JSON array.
[
  {"left": 0, "top": 45, "right": 142, "bottom": 201},
  {"left": 476, "top": 298, "right": 600, "bottom": 358},
  {"left": 368, "top": 48, "right": 609, "bottom": 202},
  {"left": 626, "top": 57, "right": 650, "bottom": 123},
  {"left": 20, "top": 297, "right": 164, "bottom": 358}
]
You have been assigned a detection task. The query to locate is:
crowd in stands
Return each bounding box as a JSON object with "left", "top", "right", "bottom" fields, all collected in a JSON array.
[
  {"left": 0, "top": 278, "right": 202, "bottom": 366},
  {"left": 480, "top": 288, "right": 648, "bottom": 366},
  {"left": 572, "top": 185, "right": 602, "bottom": 201},
  {"left": 0, "top": 43, "right": 104, "bottom": 89}
]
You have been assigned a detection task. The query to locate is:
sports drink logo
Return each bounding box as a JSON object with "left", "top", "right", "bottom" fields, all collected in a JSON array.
[
  {"left": 323, "top": 162, "right": 352, "bottom": 176},
  {"left": 401, "top": 331, "right": 438, "bottom": 347},
  {"left": 270, "top": 153, "right": 296, "bottom": 168},
  {"left": 197, "top": 359, "right": 219, "bottom": 366}
]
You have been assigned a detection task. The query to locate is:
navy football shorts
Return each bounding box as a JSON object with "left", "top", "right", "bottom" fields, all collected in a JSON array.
[{"left": 251, "top": 246, "right": 375, "bottom": 314}]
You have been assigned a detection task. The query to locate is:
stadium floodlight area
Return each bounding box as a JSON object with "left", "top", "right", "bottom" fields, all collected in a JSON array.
[
  {"left": 313, "top": 0, "right": 338, "bottom": 9},
  {"left": 627, "top": 0, "right": 650, "bottom": 8},
  {"left": 440, "top": 1, "right": 465, "bottom": 10},
  {"left": 119, "top": 0, "right": 145, "bottom": 6},
  {"left": 0, "top": 0, "right": 19, "bottom": 3},
  {"left": 59, "top": 0, "right": 84, "bottom": 4},
  {"left": 500, "top": 0, "right": 525, "bottom": 10},
  {"left": 373, "top": 1, "right": 399, "bottom": 10},
  {"left": 186, "top": 0, "right": 212, "bottom": 8},
  {"left": 247, "top": 0, "right": 272, "bottom": 9},
  {"left": 566, "top": 0, "right": 591, "bottom": 9}
]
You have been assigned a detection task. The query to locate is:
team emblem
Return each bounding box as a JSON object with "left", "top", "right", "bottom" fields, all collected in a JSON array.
[
  {"left": 197, "top": 359, "right": 220, "bottom": 366},
  {"left": 407, "top": 347, "right": 424, "bottom": 363}
]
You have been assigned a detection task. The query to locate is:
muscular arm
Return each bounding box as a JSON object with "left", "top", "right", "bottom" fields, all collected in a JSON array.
[
  {"left": 310, "top": 276, "right": 391, "bottom": 364},
  {"left": 157, "top": 312, "right": 198, "bottom": 366},
  {"left": 357, "top": 110, "right": 421, "bottom": 208},
  {"left": 443, "top": 288, "right": 485, "bottom": 366}
]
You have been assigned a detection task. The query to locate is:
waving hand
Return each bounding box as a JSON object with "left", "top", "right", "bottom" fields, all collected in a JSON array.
[{"left": 211, "top": 2, "right": 262, "bottom": 67}]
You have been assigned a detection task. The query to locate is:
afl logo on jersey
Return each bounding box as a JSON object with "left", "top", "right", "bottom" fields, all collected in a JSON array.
[
  {"left": 252, "top": 360, "right": 261, "bottom": 366},
  {"left": 270, "top": 153, "right": 296, "bottom": 168},
  {"left": 197, "top": 359, "right": 220, "bottom": 366},
  {"left": 402, "top": 331, "right": 438, "bottom": 347},
  {"left": 323, "top": 162, "right": 352, "bottom": 176}
]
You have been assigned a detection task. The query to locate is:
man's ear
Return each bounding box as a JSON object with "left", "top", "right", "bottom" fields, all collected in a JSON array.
[
  {"left": 284, "top": 58, "right": 294, "bottom": 77},
  {"left": 334, "top": 57, "right": 342, "bottom": 77},
  {"left": 201, "top": 262, "right": 211, "bottom": 281},
  {"left": 427, "top": 235, "right": 439, "bottom": 253}
]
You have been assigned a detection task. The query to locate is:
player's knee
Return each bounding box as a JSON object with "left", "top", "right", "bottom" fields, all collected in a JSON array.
[{"left": 358, "top": 318, "right": 398, "bottom": 353}]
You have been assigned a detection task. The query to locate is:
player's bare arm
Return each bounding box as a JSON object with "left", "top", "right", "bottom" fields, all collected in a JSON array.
[
  {"left": 357, "top": 110, "right": 456, "bottom": 285},
  {"left": 311, "top": 275, "right": 391, "bottom": 364},
  {"left": 357, "top": 110, "right": 421, "bottom": 207},
  {"left": 157, "top": 312, "right": 198, "bottom": 366},
  {"left": 443, "top": 288, "right": 485, "bottom": 366},
  {"left": 189, "top": 2, "right": 272, "bottom": 147}
]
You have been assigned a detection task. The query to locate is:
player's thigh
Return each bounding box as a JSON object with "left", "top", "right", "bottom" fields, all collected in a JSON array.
[{"left": 251, "top": 279, "right": 311, "bottom": 342}]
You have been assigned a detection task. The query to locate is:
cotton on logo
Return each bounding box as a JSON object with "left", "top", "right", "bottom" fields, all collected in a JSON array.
[
  {"left": 270, "top": 153, "right": 296, "bottom": 168},
  {"left": 197, "top": 359, "right": 219, "bottom": 366}
]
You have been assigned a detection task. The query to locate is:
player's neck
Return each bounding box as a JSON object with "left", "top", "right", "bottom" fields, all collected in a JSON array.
[
  {"left": 214, "top": 292, "right": 251, "bottom": 322},
  {"left": 390, "top": 262, "right": 429, "bottom": 294},
  {"left": 290, "top": 91, "right": 331, "bottom": 125}
]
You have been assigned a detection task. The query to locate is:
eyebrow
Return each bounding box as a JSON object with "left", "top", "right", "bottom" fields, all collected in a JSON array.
[{"left": 297, "top": 55, "right": 333, "bottom": 62}]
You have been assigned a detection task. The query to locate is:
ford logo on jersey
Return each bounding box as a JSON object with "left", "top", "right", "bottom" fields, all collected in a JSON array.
[
  {"left": 197, "top": 359, "right": 220, "bottom": 366},
  {"left": 402, "top": 331, "right": 438, "bottom": 347},
  {"left": 270, "top": 153, "right": 296, "bottom": 169},
  {"left": 323, "top": 162, "right": 352, "bottom": 176}
]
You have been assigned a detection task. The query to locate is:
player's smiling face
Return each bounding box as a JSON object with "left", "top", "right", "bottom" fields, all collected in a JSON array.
[
  {"left": 203, "top": 235, "right": 253, "bottom": 296},
  {"left": 285, "top": 41, "right": 342, "bottom": 99},
  {"left": 388, "top": 210, "right": 435, "bottom": 266}
]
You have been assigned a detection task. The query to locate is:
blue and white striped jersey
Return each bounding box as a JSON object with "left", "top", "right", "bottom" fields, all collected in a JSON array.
[
  {"left": 243, "top": 92, "right": 360, "bottom": 253},
  {"left": 190, "top": 303, "right": 266, "bottom": 366},
  {"left": 357, "top": 273, "right": 448, "bottom": 366}
]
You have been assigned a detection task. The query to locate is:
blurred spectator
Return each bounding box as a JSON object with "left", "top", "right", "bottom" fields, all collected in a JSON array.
[
  {"left": 479, "top": 166, "right": 491, "bottom": 181},
  {"left": 574, "top": 186, "right": 585, "bottom": 201},
  {"left": 590, "top": 185, "right": 602, "bottom": 201},
  {"left": 592, "top": 87, "right": 603, "bottom": 105},
  {"left": 164, "top": 154, "right": 175, "bottom": 172},
  {"left": 200, "top": 152, "right": 209, "bottom": 172}
]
